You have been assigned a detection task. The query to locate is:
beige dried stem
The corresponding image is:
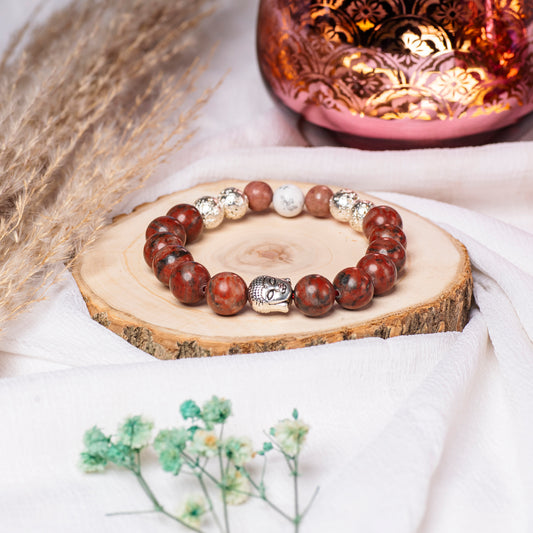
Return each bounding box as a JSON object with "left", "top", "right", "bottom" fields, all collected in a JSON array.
[{"left": 0, "top": 0, "right": 217, "bottom": 330}]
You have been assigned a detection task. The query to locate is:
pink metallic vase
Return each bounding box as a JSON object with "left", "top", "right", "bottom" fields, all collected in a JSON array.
[{"left": 257, "top": 0, "right": 533, "bottom": 147}]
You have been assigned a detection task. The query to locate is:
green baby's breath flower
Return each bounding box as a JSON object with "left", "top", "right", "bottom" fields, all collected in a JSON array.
[
  {"left": 177, "top": 494, "right": 206, "bottom": 529},
  {"left": 223, "top": 467, "right": 250, "bottom": 505},
  {"left": 154, "top": 428, "right": 189, "bottom": 475},
  {"left": 180, "top": 400, "right": 202, "bottom": 420},
  {"left": 273, "top": 418, "right": 310, "bottom": 457},
  {"left": 117, "top": 416, "right": 153, "bottom": 450},
  {"left": 79, "top": 451, "right": 108, "bottom": 473},
  {"left": 188, "top": 429, "right": 219, "bottom": 457},
  {"left": 202, "top": 396, "right": 232, "bottom": 428},
  {"left": 224, "top": 436, "right": 255, "bottom": 466},
  {"left": 107, "top": 442, "right": 136, "bottom": 469},
  {"left": 83, "top": 426, "right": 110, "bottom": 456}
]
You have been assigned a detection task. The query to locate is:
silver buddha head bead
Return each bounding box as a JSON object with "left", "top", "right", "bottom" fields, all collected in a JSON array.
[
  {"left": 248, "top": 275, "right": 293, "bottom": 314},
  {"left": 329, "top": 189, "right": 359, "bottom": 222},
  {"left": 194, "top": 195, "right": 224, "bottom": 229},
  {"left": 349, "top": 200, "right": 375, "bottom": 232},
  {"left": 218, "top": 187, "right": 249, "bottom": 220}
]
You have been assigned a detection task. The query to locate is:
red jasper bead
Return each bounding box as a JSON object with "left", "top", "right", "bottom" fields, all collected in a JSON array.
[
  {"left": 366, "top": 237, "right": 406, "bottom": 273},
  {"left": 143, "top": 232, "right": 184, "bottom": 267},
  {"left": 244, "top": 181, "right": 273, "bottom": 212},
  {"left": 166, "top": 204, "right": 204, "bottom": 243},
  {"left": 357, "top": 253, "right": 397, "bottom": 295},
  {"left": 369, "top": 224, "right": 407, "bottom": 249},
  {"left": 152, "top": 244, "right": 193, "bottom": 286},
  {"left": 206, "top": 272, "right": 248, "bottom": 316},
  {"left": 333, "top": 267, "right": 374, "bottom": 310},
  {"left": 304, "top": 185, "right": 333, "bottom": 218},
  {"left": 293, "top": 274, "right": 336, "bottom": 317},
  {"left": 169, "top": 261, "right": 210, "bottom": 305},
  {"left": 363, "top": 206, "right": 403, "bottom": 238},
  {"left": 145, "top": 215, "right": 187, "bottom": 242}
]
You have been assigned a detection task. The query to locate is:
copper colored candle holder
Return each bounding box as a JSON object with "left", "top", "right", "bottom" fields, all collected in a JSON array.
[{"left": 257, "top": 0, "right": 533, "bottom": 147}]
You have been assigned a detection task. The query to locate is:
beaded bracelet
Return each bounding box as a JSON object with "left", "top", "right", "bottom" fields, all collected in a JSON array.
[{"left": 143, "top": 182, "right": 407, "bottom": 317}]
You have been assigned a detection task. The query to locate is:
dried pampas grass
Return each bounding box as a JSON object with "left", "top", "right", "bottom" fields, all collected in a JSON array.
[{"left": 0, "top": 0, "right": 216, "bottom": 331}]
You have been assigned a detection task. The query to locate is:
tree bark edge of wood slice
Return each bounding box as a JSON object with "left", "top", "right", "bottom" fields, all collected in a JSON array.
[{"left": 72, "top": 179, "right": 474, "bottom": 360}]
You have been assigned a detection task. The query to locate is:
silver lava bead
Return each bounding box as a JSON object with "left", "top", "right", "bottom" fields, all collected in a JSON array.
[
  {"left": 272, "top": 184, "right": 305, "bottom": 217},
  {"left": 349, "top": 200, "right": 375, "bottom": 232},
  {"left": 329, "top": 189, "right": 359, "bottom": 222},
  {"left": 194, "top": 195, "right": 224, "bottom": 229},
  {"left": 218, "top": 187, "right": 249, "bottom": 220}
]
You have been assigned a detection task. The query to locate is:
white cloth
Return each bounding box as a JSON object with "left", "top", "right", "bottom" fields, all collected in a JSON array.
[{"left": 1, "top": 1, "right": 533, "bottom": 532}]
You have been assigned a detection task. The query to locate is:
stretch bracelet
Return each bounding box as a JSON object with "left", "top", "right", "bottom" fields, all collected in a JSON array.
[{"left": 143, "top": 182, "right": 407, "bottom": 317}]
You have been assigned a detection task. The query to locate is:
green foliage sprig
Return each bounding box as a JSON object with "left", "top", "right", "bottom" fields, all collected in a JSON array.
[{"left": 79, "top": 397, "right": 318, "bottom": 532}]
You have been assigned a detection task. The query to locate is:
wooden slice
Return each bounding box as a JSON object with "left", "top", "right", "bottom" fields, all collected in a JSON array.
[{"left": 72, "top": 179, "right": 473, "bottom": 359}]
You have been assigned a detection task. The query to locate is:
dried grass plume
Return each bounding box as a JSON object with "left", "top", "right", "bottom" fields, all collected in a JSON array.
[{"left": 0, "top": 0, "right": 216, "bottom": 332}]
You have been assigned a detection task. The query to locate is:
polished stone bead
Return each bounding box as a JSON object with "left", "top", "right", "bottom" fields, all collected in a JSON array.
[
  {"left": 166, "top": 204, "right": 204, "bottom": 243},
  {"left": 244, "top": 181, "right": 273, "bottom": 211},
  {"left": 218, "top": 187, "right": 249, "bottom": 220},
  {"left": 304, "top": 185, "right": 333, "bottom": 217},
  {"left": 357, "top": 253, "right": 397, "bottom": 295},
  {"left": 145, "top": 215, "right": 187, "bottom": 242},
  {"left": 152, "top": 244, "right": 193, "bottom": 286},
  {"left": 207, "top": 272, "right": 248, "bottom": 316},
  {"left": 293, "top": 274, "right": 336, "bottom": 317},
  {"left": 366, "top": 237, "right": 406, "bottom": 272},
  {"left": 362, "top": 205, "right": 403, "bottom": 238},
  {"left": 329, "top": 189, "right": 358, "bottom": 222},
  {"left": 369, "top": 224, "right": 407, "bottom": 249},
  {"left": 169, "top": 261, "right": 211, "bottom": 305},
  {"left": 273, "top": 184, "right": 305, "bottom": 217},
  {"left": 333, "top": 267, "right": 374, "bottom": 310},
  {"left": 195, "top": 196, "right": 225, "bottom": 229},
  {"left": 143, "top": 232, "right": 184, "bottom": 267}
]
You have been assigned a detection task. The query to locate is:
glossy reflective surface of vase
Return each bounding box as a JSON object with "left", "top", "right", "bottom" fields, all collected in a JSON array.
[{"left": 257, "top": 0, "right": 533, "bottom": 147}]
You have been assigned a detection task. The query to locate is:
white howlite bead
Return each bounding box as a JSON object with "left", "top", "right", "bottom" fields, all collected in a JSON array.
[
  {"left": 273, "top": 185, "right": 304, "bottom": 218},
  {"left": 218, "top": 187, "right": 249, "bottom": 220},
  {"left": 194, "top": 196, "right": 224, "bottom": 229},
  {"left": 349, "top": 200, "right": 375, "bottom": 232},
  {"left": 330, "top": 189, "right": 358, "bottom": 222}
]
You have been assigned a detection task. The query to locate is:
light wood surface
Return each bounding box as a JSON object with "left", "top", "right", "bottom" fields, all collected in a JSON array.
[{"left": 72, "top": 180, "right": 473, "bottom": 359}]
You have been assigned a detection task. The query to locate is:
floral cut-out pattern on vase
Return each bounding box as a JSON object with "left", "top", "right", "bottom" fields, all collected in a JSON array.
[{"left": 257, "top": 0, "right": 533, "bottom": 147}]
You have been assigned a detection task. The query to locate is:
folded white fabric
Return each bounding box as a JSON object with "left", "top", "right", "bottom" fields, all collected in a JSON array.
[{"left": 1, "top": 154, "right": 532, "bottom": 533}]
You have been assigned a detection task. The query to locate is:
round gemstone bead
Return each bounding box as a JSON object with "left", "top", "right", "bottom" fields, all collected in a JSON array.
[
  {"left": 304, "top": 185, "right": 333, "bottom": 217},
  {"left": 218, "top": 187, "right": 249, "bottom": 220},
  {"left": 194, "top": 196, "right": 224, "bottom": 229},
  {"left": 362, "top": 205, "right": 403, "bottom": 238},
  {"left": 272, "top": 184, "right": 305, "bottom": 217},
  {"left": 244, "top": 181, "right": 273, "bottom": 211},
  {"left": 143, "top": 232, "right": 184, "bottom": 267},
  {"left": 152, "top": 244, "right": 193, "bottom": 286},
  {"left": 349, "top": 200, "right": 375, "bottom": 232},
  {"left": 329, "top": 189, "right": 358, "bottom": 222},
  {"left": 333, "top": 267, "right": 374, "bottom": 310},
  {"left": 166, "top": 204, "right": 203, "bottom": 243},
  {"left": 369, "top": 224, "right": 407, "bottom": 249},
  {"left": 206, "top": 272, "right": 248, "bottom": 316},
  {"left": 145, "top": 215, "right": 187, "bottom": 242},
  {"left": 366, "top": 237, "right": 406, "bottom": 272},
  {"left": 293, "top": 274, "right": 336, "bottom": 317},
  {"left": 357, "top": 253, "right": 397, "bottom": 295},
  {"left": 169, "top": 261, "right": 211, "bottom": 305}
]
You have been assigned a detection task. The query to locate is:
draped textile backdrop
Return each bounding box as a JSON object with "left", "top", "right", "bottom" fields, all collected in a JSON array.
[{"left": 1, "top": 1, "right": 533, "bottom": 532}]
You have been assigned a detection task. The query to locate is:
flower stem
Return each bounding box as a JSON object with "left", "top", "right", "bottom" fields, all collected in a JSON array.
[
  {"left": 197, "top": 472, "right": 224, "bottom": 533},
  {"left": 218, "top": 450, "right": 230, "bottom": 533},
  {"left": 132, "top": 466, "right": 203, "bottom": 533},
  {"left": 293, "top": 457, "right": 300, "bottom": 533}
]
